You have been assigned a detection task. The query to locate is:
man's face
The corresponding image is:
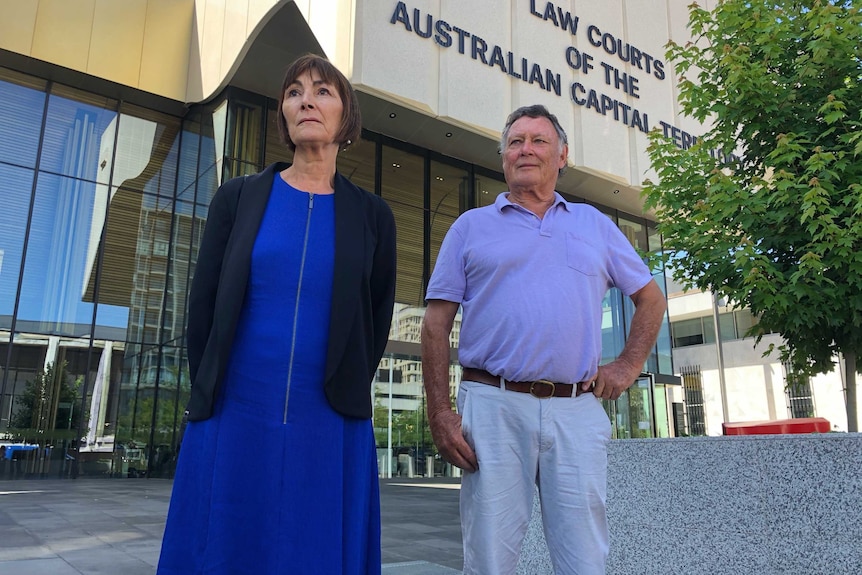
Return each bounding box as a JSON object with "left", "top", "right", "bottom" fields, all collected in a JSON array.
[{"left": 501, "top": 116, "right": 567, "bottom": 192}]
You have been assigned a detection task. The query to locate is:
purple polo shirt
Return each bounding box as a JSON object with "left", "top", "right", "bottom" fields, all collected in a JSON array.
[{"left": 425, "top": 192, "right": 654, "bottom": 384}]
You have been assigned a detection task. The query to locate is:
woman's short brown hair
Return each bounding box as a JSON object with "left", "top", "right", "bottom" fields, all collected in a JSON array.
[{"left": 276, "top": 54, "right": 361, "bottom": 151}]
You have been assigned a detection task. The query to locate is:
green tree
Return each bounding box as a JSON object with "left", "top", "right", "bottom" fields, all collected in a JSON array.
[
  {"left": 643, "top": 0, "right": 862, "bottom": 431},
  {"left": 372, "top": 398, "right": 434, "bottom": 453},
  {"left": 10, "top": 361, "right": 85, "bottom": 434}
]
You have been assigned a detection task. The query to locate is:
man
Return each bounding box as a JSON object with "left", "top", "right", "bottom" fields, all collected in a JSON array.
[{"left": 421, "top": 104, "right": 666, "bottom": 574}]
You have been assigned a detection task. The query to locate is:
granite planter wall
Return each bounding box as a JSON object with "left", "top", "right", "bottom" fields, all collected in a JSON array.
[{"left": 516, "top": 434, "right": 861, "bottom": 575}]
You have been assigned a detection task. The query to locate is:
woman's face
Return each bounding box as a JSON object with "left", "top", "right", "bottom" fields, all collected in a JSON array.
[{"left": 282, "top": 70, "right": 344, "bottom": 149}]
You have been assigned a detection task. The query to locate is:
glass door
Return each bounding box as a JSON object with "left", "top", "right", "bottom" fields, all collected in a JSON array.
[{"left": 602, "top": 374, "right": 656, "bottom": 439}]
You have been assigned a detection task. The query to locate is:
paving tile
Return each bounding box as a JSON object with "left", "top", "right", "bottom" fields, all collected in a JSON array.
[
  {"left": 382, "top": 560, "right": 462, "bottom": 574},
  {"left": 0, "top": 557, "right": 82, "bottom": 575},
  {"left": 0, "top": 477, "right": 466, "bottom": 574}
]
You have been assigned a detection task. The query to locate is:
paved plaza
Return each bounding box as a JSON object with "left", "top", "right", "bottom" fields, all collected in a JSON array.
[{"left": 0, "top": 477, "right": 464, "bottom": 575}]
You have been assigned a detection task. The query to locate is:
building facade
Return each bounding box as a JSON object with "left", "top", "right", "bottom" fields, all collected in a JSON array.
[
  {"left": 0, "top": 0, "right": 709, "bottom": 480},
  {"left": 667, "top": 285, "right": 851, "bottom": 435}
]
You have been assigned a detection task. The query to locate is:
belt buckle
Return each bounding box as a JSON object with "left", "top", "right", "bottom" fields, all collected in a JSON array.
[{"left": 530, "top": 379, "right": 555, "bottom": 398}]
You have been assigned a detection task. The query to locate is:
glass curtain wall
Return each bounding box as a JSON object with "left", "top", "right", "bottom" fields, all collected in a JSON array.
[
  {"left": 0, "top": 66, "right": 225, "bottom": 480},
  {"left": 0, "top": 75, "right": 675, "bottom": 481}
]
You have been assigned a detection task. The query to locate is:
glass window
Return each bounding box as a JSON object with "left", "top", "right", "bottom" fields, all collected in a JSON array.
[
  {"left": 703, "top": 312, "right": 736, "bottom": 343},
  {"left": 264, "top": 107, "right": 294, "bottom": 167},
  {"left": 226, "top": 97, "right": 263, "bottom": 166},
  {"left": 618, "top": 216, "right": 648, "bottom": 252},
  {"left": 0, "top": 68, "right": 47, "bottom": 169},
  {"left": 148, "top": 344, "right": 187, "bottom": 477},
  {"left": 115, "top": 344, "right": 160, "bottom": 467},
  {"left": 92, "top": 190, "right": 170, "bottom": 344},
  {"left": 223, "top": 159, "right": 259, "bottom": 180},
  {"left": 161, "top": 197, "right": 196, "bottom": 346},
  {"left": 601, "top": 289, "right": 625, "bottom": 365},
  {"left": 0, "top": 342, "right": 46, "bottom": 430},
  {"left": 78, "top": 341, "right": 124, "bottom": 461},
  {"left": 111, "top": 104, "right": 181, "bottom": 198},
  {"left": 211, "top": 100, "right": 228, "bottom": 186},
  {"left": 195, "top": 163, "right": 220, "bottom": 212},
  {"left": 430, "top": 160, "right": 468, "bottom": 273},
  {"left": 56, "top": 344, "right": 100, "bottom": 435},
  {"left": 40, "top": 85, "right": 118, "bottom": 183},
  {"left": 734, "top": 309, "right": 757, "bottom": 339},
  {"left": 474, "top": 171, "right": 507, "bottom": 207},
  {"left": 197, "top": 111, "right": 220, "bottom": 201},
  {"left": 337, "top": 137, "right": 376, "bottom": 192},
  {"left": 177, "top": 111, "right": 202, "bottom": 201},
  {"left": 382, "top": 146, "right": 424, "bottom": 209},
  {"left": 672, "top": 318, "right": 705, "bottom": 347},
  {"left": 185, "top": 200, "right": 209, "bottom": 310},
  {"left": 647, "top": 225, "right": 673, "bottom": 374},
  {"left": 0, "top": 165, "right": 35, "bottom": 318},
  {"left": 373, "top": 351, "right": 462, "bottom": 478},
  {"left": 381, "top": 146, "right": 424, "bottom": 307},
  {"left": 653, "top": 383, "right": 671, "bottom": 438},
  {"left": 17, "top": 174, "right": 108, "bottom": 335}
]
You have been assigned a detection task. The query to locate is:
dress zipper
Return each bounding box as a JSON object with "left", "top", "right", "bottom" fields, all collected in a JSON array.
[{"left": 283, "top": 192, "right": 314, "bottom": 424}]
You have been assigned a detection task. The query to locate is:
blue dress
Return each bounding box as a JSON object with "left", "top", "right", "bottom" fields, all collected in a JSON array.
[{"left": 158, "top": 176, "right": 381, "bottom": 575}]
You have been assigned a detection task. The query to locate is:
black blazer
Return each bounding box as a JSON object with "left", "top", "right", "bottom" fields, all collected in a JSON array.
[{"left": 185, "top": 162, "right": 396, "bottom": 421}]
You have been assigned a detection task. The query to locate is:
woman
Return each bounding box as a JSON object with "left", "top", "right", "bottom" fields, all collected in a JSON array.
[{"left": 158, "top": 54, "right": 396, "bottom": 575}]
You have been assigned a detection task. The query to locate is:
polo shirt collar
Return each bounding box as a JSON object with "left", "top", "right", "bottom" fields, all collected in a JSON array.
[{"left": 496, "top": 191, "right": 569, "bottom": 213}]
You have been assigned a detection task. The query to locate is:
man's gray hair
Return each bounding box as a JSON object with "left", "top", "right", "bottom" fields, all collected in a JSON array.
[{"left": 499, "top": 105, "right": 568, "bottom": 176}]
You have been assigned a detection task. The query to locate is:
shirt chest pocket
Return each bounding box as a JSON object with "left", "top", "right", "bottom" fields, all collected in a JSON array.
[{"left": 566, "top": 232, "right": 601, "bottom": 276}]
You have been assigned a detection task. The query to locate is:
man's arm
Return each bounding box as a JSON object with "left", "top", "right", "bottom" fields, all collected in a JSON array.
[
  {"left": 587, "top": 279, "right": 667, "bottom": 400},
  {"left": 421, "top": 299, "right": 478, "bottom": 472}
]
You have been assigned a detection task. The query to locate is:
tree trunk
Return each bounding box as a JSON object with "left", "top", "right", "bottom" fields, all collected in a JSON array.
[{"left": 845, "top": 351, "right": 858, "bottom": 433}]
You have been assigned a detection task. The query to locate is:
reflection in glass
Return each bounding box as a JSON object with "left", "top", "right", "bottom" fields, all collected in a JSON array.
[
  {"left": 648, "top": 225, "right": 673, "bottom": 374},
  {"left": 703, "top": 313, "right": 736, "bottom": 344},
  {"left": 474, "top": 172, "right": 507, "bottom": 207},
  {"left": 115, "top": 344, "right": 160, "bottom": 475},
  {"left": 0, "top": 343, "right": 46, "bottom": 431},
  {"left": 0, "top": 165, "right": 35, "bottom": 318},
  {"left": 618, "top": 216, "right": 648, "bottom": 251},
  {"left": 601, "top": 289, "right": 625, "bottom": 366},
  {"left": 227, "top": 97, "right": 262, "bottom": 166},
  {"left": 264, "top": 107, "right": 294, "bottom": 167},
  {"left": 430, "top": 160, "right": 468, "bottom": 273},
  {"left": 110, "top": 105, "right": 181, "bottom": 196},
  {"left": 0, "top": 339, "right": 117, "bottom": 478},
  {"left": 40, "top": 85, "right": 117, "bottom": 182},
  {"left": 337, "top": 137, "right": 375, "bottom": 192},
  {"left": 162, "top": 198, "right": 196, "bottom": 345},
  {"left": 0, "top": 68, "right": 47, "bottom": 169},
  {"left": 0, "top": 71, "right": 682, "bottom": 484},
  {"left": 196, "top": 113, "right": 219, "bottom": 206},
  {"left": 149, "top": 345, "right": 187, "bottom": 478},
  {"left": 91, "top": 190, "right": 170, "bottom": 344},
  {"left": 373, "top": 352, "right": 462, "bottom": 478},
  {"left": 177, "top": 112, "right": 202, "bottom": 200},
  {"left": 382, "top": 146, "right": 424, "bottom": 307},
  {"left": 17, "top": 174, "right": 107, "bottom": 335},
  {"left": 212, "top": 100, "right": 228, "bottom": 186},
  {"left": 602, "top": 377, "right": 654, "bottom": 439}
]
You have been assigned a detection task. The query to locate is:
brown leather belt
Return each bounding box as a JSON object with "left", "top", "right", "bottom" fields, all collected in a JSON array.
[{"left": 461, "top": 367, "right": 592, "bottom": 398}]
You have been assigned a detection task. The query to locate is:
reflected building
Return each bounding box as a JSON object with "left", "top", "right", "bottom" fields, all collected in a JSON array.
[{"left": 0, "top": 1, "right": 693, "bottom": 480}]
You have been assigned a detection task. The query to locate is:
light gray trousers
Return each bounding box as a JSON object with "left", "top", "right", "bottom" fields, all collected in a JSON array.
[{"left": 457, "top": 379, "right": 611, "bottom": 575}]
